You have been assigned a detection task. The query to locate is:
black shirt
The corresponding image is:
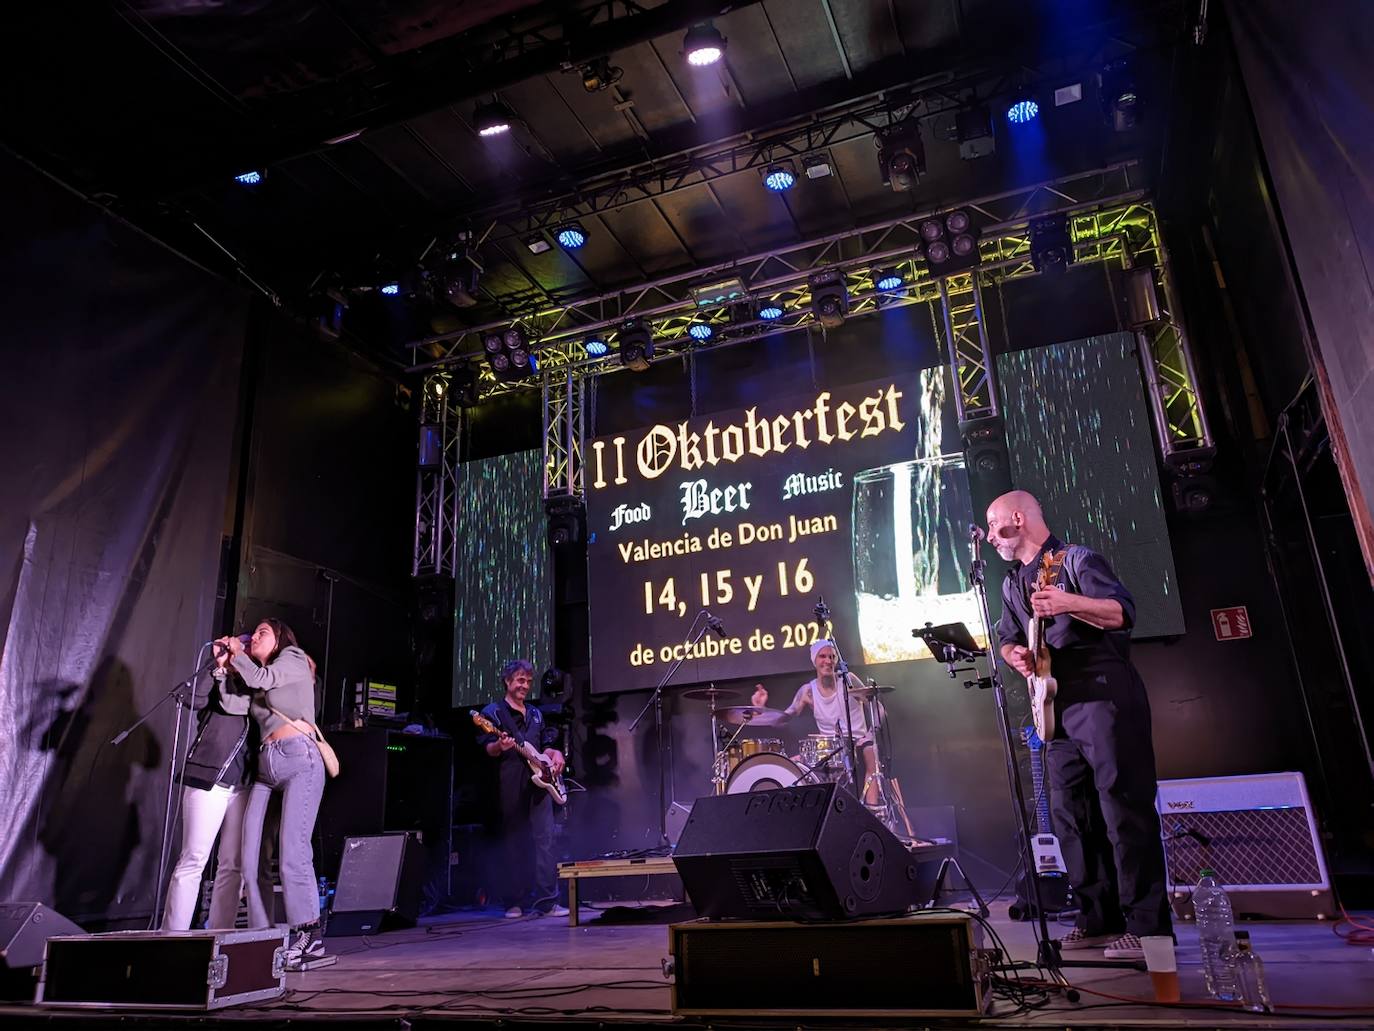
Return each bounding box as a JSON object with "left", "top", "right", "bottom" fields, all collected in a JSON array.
[
  {"left": 997, "top": 535, "right": 1141, "bottom": 696},
  {"left": 477, "top": 698, "right": 557, "bottom": 768}
]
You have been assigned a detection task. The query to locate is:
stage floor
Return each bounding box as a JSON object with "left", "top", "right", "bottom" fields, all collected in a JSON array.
[{"left": 3, "top": 902, "right": 1371, "bottom": 1028}]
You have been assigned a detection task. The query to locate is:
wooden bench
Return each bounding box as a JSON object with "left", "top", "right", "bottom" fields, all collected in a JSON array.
[{"left": 556, "top": 856, "right": 680, "bottom": 927}]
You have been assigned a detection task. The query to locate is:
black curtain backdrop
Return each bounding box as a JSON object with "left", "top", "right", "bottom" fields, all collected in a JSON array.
[
  {"left": 1229, "top": 0, "right": 1374, "bottom": 573},
  {"left": 0, "top": 151, "right": 245, "bottom": 924}
]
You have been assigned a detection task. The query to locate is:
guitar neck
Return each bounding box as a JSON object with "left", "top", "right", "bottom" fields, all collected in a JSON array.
[{"left": 1029, "top": 745, "right": 1052, "bottom": 834}]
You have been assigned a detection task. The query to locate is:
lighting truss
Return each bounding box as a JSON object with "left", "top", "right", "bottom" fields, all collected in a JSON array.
[
  {"left": 410, "top": 163, "right": 1212, "bottom": 504},
  {"left": 413, "top": 375, "right": 462, "bottom": 577}
]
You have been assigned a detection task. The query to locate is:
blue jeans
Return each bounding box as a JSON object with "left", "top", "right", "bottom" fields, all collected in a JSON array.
[{"left": 242, "top": 735, "right": 324, "bottom": 927}]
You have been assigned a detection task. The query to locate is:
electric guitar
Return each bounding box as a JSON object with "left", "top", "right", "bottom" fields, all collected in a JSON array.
[
  {"left": 471, "top": 709, "right": 568, "bottom": 805},
  {"left": 1025, "top": 549, "right": 1066, "bottom": 743},
  {"left": 1010, "top": 725, "right": 1072, "bottom": 919}
]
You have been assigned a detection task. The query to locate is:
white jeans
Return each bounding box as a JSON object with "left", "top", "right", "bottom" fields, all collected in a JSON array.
[{"left": 161, "top": 783, "right": 249, "bottom": 930}]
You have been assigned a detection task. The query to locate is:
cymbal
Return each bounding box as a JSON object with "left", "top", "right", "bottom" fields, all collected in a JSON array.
[
  {"left": 681, "top": 686, "right": 743, "bottom": 703},
  {"left": 715, "top": 705, "right": 791, "bottom": 727},
  {"left": 849, "top": 685, "right": 896, "bottom": 699}
]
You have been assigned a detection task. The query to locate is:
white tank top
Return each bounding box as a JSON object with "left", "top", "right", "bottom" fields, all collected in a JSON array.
[{"left": 806, "top": 676, "right": 870, "bottom": 737}]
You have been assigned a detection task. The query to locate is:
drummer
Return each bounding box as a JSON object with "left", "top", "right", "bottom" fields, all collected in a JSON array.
[{"left": 751, "top": 640, "right": 881, "bottom": 805}]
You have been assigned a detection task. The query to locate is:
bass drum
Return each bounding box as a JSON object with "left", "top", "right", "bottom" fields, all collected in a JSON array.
[{"left": 725, "top": 752, "right": 805, "bottom": 794}]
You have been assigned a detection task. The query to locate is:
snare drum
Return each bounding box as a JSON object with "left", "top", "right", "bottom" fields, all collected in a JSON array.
[
  {"left": 799, "top": 734, "right": 845, "bottom": 774},
  {"left": 725, "top": 736, "right": 784, "bottom": 771},
  {"left": 725, "top": 752, "right": 804, "bottom": 793}
]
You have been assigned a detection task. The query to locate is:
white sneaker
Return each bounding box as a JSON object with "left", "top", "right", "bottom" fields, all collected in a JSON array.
[
  {"left": 544, "top": 904, "right": 570, "bottom": 918},
  {"left": 504, "top": 906, "right": 523, "bottom": 919}
]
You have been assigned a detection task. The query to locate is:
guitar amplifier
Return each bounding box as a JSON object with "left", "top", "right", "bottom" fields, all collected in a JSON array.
[
  {"left": 1156, "top": 772, "right": 1334, "bottom": 919},
  {"left": 36, "top": 928, "right": 287, "bottom": 1010}
]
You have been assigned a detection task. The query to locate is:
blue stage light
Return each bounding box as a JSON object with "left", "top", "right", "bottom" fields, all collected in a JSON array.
[
  {"left": 234, "top": 170, "right": 263, "bottom": 186},
  {"left": 688, "top": 322, "right": 713, "bottom": 341},
  {"left": 757, "top": 303, "right": 784, "bottom": 320},
  {"left": 555, "top": 224, "right": 587, "bottom": 249},
  {"left": 876, "top": 270, "right": 904, "bottom": 291},
  {"left": 380, "top": 283, "right": 400, "bottom": 296},
  {"left": 1006, "top": 98, "right": 1039, "bottom": 125},
  {"left": 585, "top": 337, "right": 608, "bottom": 356},
  {"left": 763, "top": 166, "right": 796, "bottom": 192}
]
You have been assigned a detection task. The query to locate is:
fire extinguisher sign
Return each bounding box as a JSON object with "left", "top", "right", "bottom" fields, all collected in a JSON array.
[{"left": 1210, "top": 606, "right": 1252, "bottom": 641}]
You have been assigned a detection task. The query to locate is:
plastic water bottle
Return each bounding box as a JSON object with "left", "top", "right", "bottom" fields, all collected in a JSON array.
[
  {"left": 1234, "top": 931, "right": 1273, "bottom": 1013},
  {"left": 1194, "top": 869, "right": 1240, "bottom": 1001}
]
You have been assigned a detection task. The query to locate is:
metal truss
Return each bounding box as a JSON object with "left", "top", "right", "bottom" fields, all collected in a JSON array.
[
  {"left": 937, "top": 276, "right": 998, "bottom": 424},
  {"left": 412, "top": 374, "right": 462, "bottom": 578},
  {"left": 543, "top": 370, "right": 587, "bottom": 499}
]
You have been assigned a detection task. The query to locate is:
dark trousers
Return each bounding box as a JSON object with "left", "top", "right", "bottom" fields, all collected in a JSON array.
[
  {"left": 497, "top": 775, "right": 556, "bottom": 910},
  {"left": 1046, "top": 691, "right": 1172, "bottom": 937}
]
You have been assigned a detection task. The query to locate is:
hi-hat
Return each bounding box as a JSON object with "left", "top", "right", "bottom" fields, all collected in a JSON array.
[
  {"left": 716, "top": 705, "right": 791, "bottom": 727},
  {"left": 681, "top": 686, "right": 743, "bottom": 704},
  {"left": 849, "top": 685, "right": 896, "bottom": 700}
]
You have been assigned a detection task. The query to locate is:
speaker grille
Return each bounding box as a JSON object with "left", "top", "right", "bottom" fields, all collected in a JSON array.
[
  {"left": 1162, "top": 807, "right": 1323, "bottom": 886},
  {"left": 335, "top": 836, "right": 405, "bottom": 910}
]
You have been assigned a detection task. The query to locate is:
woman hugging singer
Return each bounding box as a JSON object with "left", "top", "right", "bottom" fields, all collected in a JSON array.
[{"left": 217, "top": 619, "right": 326, "bottom": 969}]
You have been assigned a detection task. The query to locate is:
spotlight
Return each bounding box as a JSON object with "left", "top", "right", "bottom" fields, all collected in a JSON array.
[
  {"left": 802, "top": 154, "right": 833, "bottom": 179},
  {"left": 545, "top": 500, "right": 585, "bottom": 548},
  {"left": 439, "top": 242, "right": 483, "bottom": 309},
  {"left": 380, "top": 283, "right": 401, "bottom": 296},
  {"left": 683, "top": 22, "right": 726, "bottom": 67},
  {"left": 580, "top": 56, "right": 623, "bottom": 93},
  {"left": 762, "top": 164, "right": 796, "bottom": 192},
  {"left": 483, "top": 327, "right": 537, "bottom": 381},
  {"left": 688, "top": 322, "right": 713, "bottom": 341},
  {"left": 234, "top": 170, "right": 264, "bottom": 186},
  {"left": 1029, "top": 214, "right": 1074, "bottom": 273},
  {"left": 877, "top": 120, "right": 925, "bottom": 193},
  {"left": 584, "top": 337, "right": 609, "bottom": 357},
  {"left": 473, "top": 99, "right": 516, "bottom": 137},
  {"left": 555, "top": 223, "right": 587, "bottom": 249},
  {"left": 875, "top": 268, "right": 904, "bottom": 291},
  {"left": 524, "top": 234, "right": 552, "bottom": 255},
  {"left": 1006, "top": 92, "right": 1039, "bottom": 125},
  {"left": 757, "top": 302, "right": 784, "bottom": 321},
  {"left": 1100, "top": 59, "right": 1141, "bottom": 132},
  {"left": 955, "top": 105, "right": 995, "bottom": 160},
  {"left": 452, "top": 365, "right": 481, "bottom": 407},
  {"left": 920, "top": 208, "right": 981, "bottom": 278},
  {"left": 808, "top": 269, "right": 848, "bottom": 330},
  {"left": 618, "top": 318, "right": 654, "bottom": 372}
]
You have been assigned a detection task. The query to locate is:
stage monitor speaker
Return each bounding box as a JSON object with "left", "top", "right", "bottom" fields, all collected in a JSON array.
[
  {"left": 1157, "top": 771, "right": 1334, "bottom": 919},
  {"left": 327, "top": 832, "right": 425, "bottom": 936},
  {"left": 672, "top": 783, "right": 919, "bottom": 921},
  {"left": 0, "top": 903, "right": 82, "bottom": 969},
  {"left": 669, "top": 914, "right": 989, "bottom": 1017}
]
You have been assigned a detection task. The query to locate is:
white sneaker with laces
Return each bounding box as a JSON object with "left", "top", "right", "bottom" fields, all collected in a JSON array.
[
  {"left": 504, "top": 906, "right": 523, "bottom": 919},
  {"left": 544, "top": 904, "right": 570, "bottom": 918}
]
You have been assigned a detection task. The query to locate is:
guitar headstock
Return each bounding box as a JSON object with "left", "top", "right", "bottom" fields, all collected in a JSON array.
[
  {"left": 470, "top": 709, "right": 498, "bottom": 735},
  {"left": 1034, "top": 549, "right": 1066, "bottom": 591}
]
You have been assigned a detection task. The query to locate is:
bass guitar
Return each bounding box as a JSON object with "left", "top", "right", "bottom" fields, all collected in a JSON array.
[
  {"left": 1025, "top": 548, "right": 1066, "bottom": 743},
  {"left": 471, "top": 709, "right": 568, "bottom": 805},
  {"left": 1009, "top": 725, "right": 1073, "bottom": 919}
]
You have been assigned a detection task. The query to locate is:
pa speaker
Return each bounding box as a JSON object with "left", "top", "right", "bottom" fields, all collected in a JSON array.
[
  {"left": 672, "top": 783, "right": 918, "bottom": 920},
  {"left": 327, "top": 833, "right": 425, "bottom": 936},
  {"left": 0, "top": 902, "right": 82, "bottom": 969}
]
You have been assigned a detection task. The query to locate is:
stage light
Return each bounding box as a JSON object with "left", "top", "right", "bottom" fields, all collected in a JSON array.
[
  {"left": 440, "top": 241, "right": 483, "bottom": 309},
  {"left": 690, "top": 276, "right": 747, "bottom": 308},
  {"left": 618, "top": 318, "right": 654, "bottom": 372},
  {"left": 762, "top": 164, "right": 796, "bottom": 192},
  {"left": 808, "top": 269, "right": 848, "bottom": 330},
  {"left": 380, "top": 283, "right": 400, "bottom": 296},
  {"left": 580, "top": 56, "right": 623, "bottom": 93},
  {"left": 484, "top": 327, "right": 536, "bottom": 381},
  {"left": 555, "top": 223, "right": 587, "bottom": 249},
  {"left": 1006, "top": 93, "right": 1039, "bottom": 125},
  {"left": 802, "top": 154, "right": 832, "bottom": 179},
  {"left": 452, "top": 364, "right": 481, "bottom": 407},
  {"left": 1100, "top": 59, "right": 1141, "bottom": 132},
  {"left": 877, "top": 120, "right": 925, "bottom": 193},
  {"left": 683, "top": 22, "right": 726, "bottom": 67},
  {"left": 473, "top": 99, "right": 516, "bottom": 137},
  {"left": 1029, "top": 214, "right": 1074, "bottom": 273},
  {"left": 524, "top": 234, "right": 552, "bottom": 255},
  {"left": 875, "top": 269, "right": 904, "bottom": 292},
  {"left": 688, "top": 322, "right": 713, "bottom": 341},
  {"left": 920, "top": 208, "right": 981, "bottom": 278},
  {"left": 757, "top": 302, "right": 784, "bottom": 320},
  {"left": 584, "top": 337, "right": 609, "bottom": 357},
  {"left": 234, "top": 170, "right": 264, "bottom": 186},
  {"left": 955, "top": 106, "right": 995, "bottom": 160}
]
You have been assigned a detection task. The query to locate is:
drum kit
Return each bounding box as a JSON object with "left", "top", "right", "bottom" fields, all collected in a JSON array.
[{"left": 680, "top": 682, "right": 913, "bottom": 838}]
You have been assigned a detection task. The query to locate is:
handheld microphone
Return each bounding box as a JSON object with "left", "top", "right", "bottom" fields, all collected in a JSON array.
[
  {"left": 705, "top": 614, "right": 726, "bottom": 638},
  {"left": 210, "top": 634, "right": 253, "bottom": 653},
  {"left": 969, "top": 523, "right": 986, "bottom": 542}
]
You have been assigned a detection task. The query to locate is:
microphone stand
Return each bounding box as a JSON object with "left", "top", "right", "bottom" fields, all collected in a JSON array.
[
  {"left": 111, "top": 645, "right": 219, "bottom": 926},
  {"left": 629, "top": 611, "right": 712, "bottom": 852},
  {"left": 957, "top": 529, "right": 1141, "bottom": 989}
]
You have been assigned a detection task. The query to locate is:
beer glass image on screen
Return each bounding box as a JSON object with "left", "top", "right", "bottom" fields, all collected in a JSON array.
[{"left": 852, "top": 454, "right": 984, "bottom": 663}]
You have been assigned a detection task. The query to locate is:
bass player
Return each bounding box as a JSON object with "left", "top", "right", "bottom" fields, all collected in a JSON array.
[
  {"left": 987, "top": 490, "right": 1171, "bottom": 960},
  {"left": 476, "top": 660, "right": 568, "bottom": 919}
]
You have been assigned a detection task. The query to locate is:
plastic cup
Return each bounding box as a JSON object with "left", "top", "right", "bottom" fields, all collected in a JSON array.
[{"left": 1141, "top": 935, "right": 1180, "bottom": 1003}]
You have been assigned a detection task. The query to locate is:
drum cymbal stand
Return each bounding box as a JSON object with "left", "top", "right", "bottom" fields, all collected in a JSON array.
[
  {"left": 712, "top": 714, "right": 752, "bottom": 793},
  {"left": 858, "top": 692, "right": 913, "bottom": 839}
]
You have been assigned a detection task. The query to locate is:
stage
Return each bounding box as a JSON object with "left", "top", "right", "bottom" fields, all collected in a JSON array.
[{"left": 2, "top": 901, "right": 1369, "bottom": 1029}]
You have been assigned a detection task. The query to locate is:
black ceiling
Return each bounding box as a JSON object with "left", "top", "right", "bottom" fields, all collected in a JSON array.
[{"left": 3, "top": 0, "right": 1186, "bottom": 356}]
